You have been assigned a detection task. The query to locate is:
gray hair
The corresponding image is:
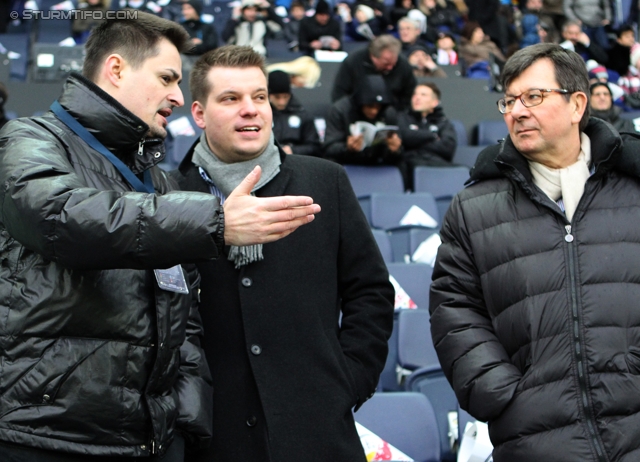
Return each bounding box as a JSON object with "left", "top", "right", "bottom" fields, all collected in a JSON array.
[
  {"left": 500, "top": 43, "right": 590, "bottom": 131},
  {"left": 369, "top": 35, "right": 402, "bottom": 58}
]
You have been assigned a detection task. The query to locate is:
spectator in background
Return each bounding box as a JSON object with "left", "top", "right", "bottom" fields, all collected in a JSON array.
[
  {"left": 324, "top": 75, "right": 404, "bottom": 169},
  {"left": 341, "top": 1, "right": 387, "bottom": 41},
  {"left": 520, "top": 0, "right": 543, "bottom": 48},
  {"left": 71, "top": 0, "right": 108, "bottom": 44},
  {"left": 459, "top": 21, "right": 505, "bottom": 77},
  {"left": 283, "top": 1, "right": 307, "bottom": 51},
  {"left": 398, "top": 16, "right": 431, "bottom": 56},
  {"left": 559, "top": 19, "right": 608, "bottom": 64},
  {"left": 332, "top": 35, "right": 417, "bottom": 110},
  {"left": 0, "top": 82, "right": 8, "bottom": 130},
  {"left": 298, "top": 0, "right": 342, "bottom": 55},
  {"left": 617, "top": 44, "right": 640, "bottom": 96},
  {"left": 542, "top": 0, "right": 566, "bottom": 33},
  {"left": 171, "top": 46, "right": 394, "bottom": 462},
  {"left": 267, "top": 56, "right": 322, "bottom": 88},
  {"left": 607, "top": 25, "right": 635, "bottom": 78},
  {"left": 589, "top": 82, "right": 637, "bottom": 133},
  {"left": 180, "top": 0, "right": 219, "bottom": 57},
  {"left": 222, "top": 0, "right": 283, "bottom": 56},
  {"left": 407, "top": 47, "right": 447, "bottom": 77},
  {"left": 435, "top": 31, "right": 458, "bottom": 65},
  {"left": 390, "top": 0, "right": 418, "bottom": 30},
  {"left": 417, "top": 0, "right": 461, "bottom": 44},
  {"left": 564, "top": 0, "right": 611, "bottom": 50},
  {"left": 398, "top": 82, "right": 457, "bottom": 188},
  {"left": 268, "top": 70, "right": 321, "bottom": 155},
  {"left": 467, "top": 0, "right": 510, "bottom": 53}
]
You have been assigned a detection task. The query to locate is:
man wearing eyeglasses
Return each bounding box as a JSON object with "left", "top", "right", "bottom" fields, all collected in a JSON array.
[{"left": 430, "top": 42, "right": 640, "bottom": 462}]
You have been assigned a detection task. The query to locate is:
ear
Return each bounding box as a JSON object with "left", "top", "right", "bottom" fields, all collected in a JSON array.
[
  {"left": 191, "top": 101, "right": 207, "bottom": 130},
  {"left": 571, "top": 91, "right": 588, "bottom": 125},
  {"left": 102, "top": 54, "right": 126, "bottom": 88}
]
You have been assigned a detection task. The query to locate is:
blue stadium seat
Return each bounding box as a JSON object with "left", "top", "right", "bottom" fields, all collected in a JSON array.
[
  {"left": 387, "top": 226, "right": 439, "bottom": 263},
  {"left": 371, "top": 229, "right": 393, "bottom": 263},
  {"left": 367, "top": 192, "right": 438, "bottom": 230},
  {"left": 413, "top": 166, "right": 469, "bottom": 220},
  {"left": 476, "top": 119, "right": 509, "bottom": 146},
  {"left": 166, "top": 134, "right": 198, "bottom": 169},
  {"left": 377, "top": 311, "right": 400, "bottom": 391},
  {"left": 453, "top": 145, "right": 484, "bottom": 169},
  {"left": 355, "top": 392, "right": 441, "bottom": 462},
  {"left": 0, "top": 33, "right": 29, "bottom": 81},
  {"left": 406, "top": 365, "right": 459, "bottom": 462},
  {"left": 450, "top": 119, "right": 468, "bottom": 146},
  {"left": 397, "top": 309, "right": 440, "bottom": 371},
  {"left": 343, "top": 165, "right": 405, "bottom": 198},
  {"left": 387, "top": 262, "right": 433, "bottom": 310}
]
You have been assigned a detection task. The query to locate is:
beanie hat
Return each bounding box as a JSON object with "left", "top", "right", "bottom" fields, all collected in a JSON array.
[
  {"left": 183, "top": 0, "right": 203, "bottom": 16},
  {"left": 354, "top": 75, "right": 392, "bottom": 106},
  {"left": 315, "top": 0, "right": 330, "bottom": 15},
  {"left": 585, "top": 60, "right": 608, "bottom": 81},
  {"left": 268, "top": 70, "right": 291, "bottom": 94},
  {"left": 356, "top": 4, "right": 375, "bottom": 22},
  {"left": 632, "top": 43, "right": 640, "bottom": 68}
]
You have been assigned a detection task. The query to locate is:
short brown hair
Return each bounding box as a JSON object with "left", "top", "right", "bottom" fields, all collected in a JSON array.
[
  {"left": 83, "top": 12, "right": 191, "bottom": 82},
  {"left": 416, "top": 82, "right": 441, "bottom": 100},
  {"left": 369, "top": 35, "right": 402, "bottom": 58},
  {"left": 190, "top": 45, "right": 267, "bottom": 104}
]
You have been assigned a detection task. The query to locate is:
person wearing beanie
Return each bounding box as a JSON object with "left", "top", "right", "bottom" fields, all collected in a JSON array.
[
  {"left": 324, "top": 74, "right": 405, "bottom": 177},
  {"left": 298, "top": 0, "right": 342, "bottom": 56},
  {"left": 222, "top": 0, "right": 283, "bottom": 56},
  {"left": 181, "top": 0, "right": 219, "bottom": 58},
  {"left": 589, "top": 82, "right": 637, "bottom": 133},
  {"left": 268, "top": 70, "right": 321, "bottom": 156}
]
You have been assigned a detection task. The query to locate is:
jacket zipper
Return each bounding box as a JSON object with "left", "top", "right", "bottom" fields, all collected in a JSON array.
[{"left": 565, "top": 225, "right": 608, "bottom": 462}]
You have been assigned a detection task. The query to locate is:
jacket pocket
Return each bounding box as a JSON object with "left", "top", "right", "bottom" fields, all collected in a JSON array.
[{"left": 1, "top": 337, "right": 108, "bottom": 416}]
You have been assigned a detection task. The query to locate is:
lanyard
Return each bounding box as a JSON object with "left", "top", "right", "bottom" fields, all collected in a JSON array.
[{"left": 50, "top": 101, "right": 155, "bottom": 193}]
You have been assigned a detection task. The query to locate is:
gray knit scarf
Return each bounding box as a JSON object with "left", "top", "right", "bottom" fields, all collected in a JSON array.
[{"left": 193, "top": 132, "right": 281, "bottom": 268}]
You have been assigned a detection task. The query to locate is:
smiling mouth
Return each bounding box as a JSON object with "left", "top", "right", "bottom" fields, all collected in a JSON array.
[{"left": 237, "top": 127, "right": 260, "bottom": 132}]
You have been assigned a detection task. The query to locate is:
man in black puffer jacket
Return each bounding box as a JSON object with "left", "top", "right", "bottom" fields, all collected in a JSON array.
[
  {"left": 431, "top": 42, "right": 640, "bottom": 462},
  {"left": 0, "top": 13, "right": 319, "bottom": 462}
]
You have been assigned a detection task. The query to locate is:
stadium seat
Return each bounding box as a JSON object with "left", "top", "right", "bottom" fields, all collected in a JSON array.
[
  {"left": 371, "top": 229, "right": 393, "bottom": 263},
  {"left": 387, "top": 262, "right": 432, "bottom": 310},
  {"left": 397, "top": 309, "right": 440, "bottom": 371},
  {"left": 355, "top": 392, "right": 441, "bottom": 462},
  {"left": 0, "top": 33, "right": 29, "bottom": 81},
  {"left": 450, "top": 119, "right": 468, "bottom": 146},
  {"left": 387, "top": 226, "right": 438, "bottom": 263},
  {"left": 343, "top": 165, "right": 405, "bottom": 198},
  {"left": 406, "top": 366, "right": 459, "bottom": 462},
  {"left": 453, "top": 145, "right": 484, "bottom": 169},
  {"left": 367, "top": 192, "right": 438, "bottom": 230},
  {"left": 377, "top": 311, "right": 401, "bottom": 391},
  {"left": 413, "top": 166, "right": 469, "bottom": 220},
  {"left": 476, "top": 120, "right": 509, "bottom": 146}
]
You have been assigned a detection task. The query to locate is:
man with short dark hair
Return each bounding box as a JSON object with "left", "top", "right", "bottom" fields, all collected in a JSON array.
[
  {"left": 431, "top": 42, "right": 640, "bottom": 461},
  {"left": 268, "top": 70, "right": 321, "bottom": 155},
  {"left": 0, "top": 14, "right": 319, "bottom": 462},
  {"left": 397, "top": 82, "right": 457, "bottom": 187},
  {"left": 331, "top": 34, "right": 417, "bottom": 110},
  {"left": 298, "top": 0, "right": 342, "bottom": 55},
  {"left": 171, "top": 45, "right": 394, "bottom": 462},
  {"left": 589, "top": 81, "right": 636, "bottom": 133}
]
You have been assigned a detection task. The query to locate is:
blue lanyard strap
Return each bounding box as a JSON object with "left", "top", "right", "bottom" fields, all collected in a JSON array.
[{"left": 50, "top": 100, "right": 155, "bottom": 193}]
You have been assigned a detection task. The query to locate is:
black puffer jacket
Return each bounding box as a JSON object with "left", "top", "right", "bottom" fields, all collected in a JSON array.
[
  {"left": 430, "top": 118, "right": 640, "bottom": 462},
  {"left": 0, "top": 73, "right": 224, "bottom": 457},
  {"left": 398, "top": 106, "right": 457, "bottom": 164}
]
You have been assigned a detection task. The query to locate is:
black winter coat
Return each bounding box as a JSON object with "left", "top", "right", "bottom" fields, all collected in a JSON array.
[
  {"left": 331, "top": 46, "right": 417, "bottom": 110},
  {"left": 430, "top": 118, "right": 640, "bottom": 461},
  {"left": 0, "top": 74, "right": 223, "bottom": 457},
  {"left": 324, "top": 95, "right": 402, "bottom": 165},
  {"left": 298, "top": 15, "right": 342, "bottom": 55},
  {"left": 271, "top": 94, "right": 321, "bottom": 156},
  {"left": 592, "top": 106, "right": 637, "bottom": 134},
  {"left": 398, "top": 106, "right": 457, "bottom": 164},
  {"left": 182, "top": 19, "right": 219, "bottom": 55},
  {"left": 172, "top": 145, "right": 395, "bottom": 462}
]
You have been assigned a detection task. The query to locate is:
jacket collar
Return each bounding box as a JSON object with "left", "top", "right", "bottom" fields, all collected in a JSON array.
[
  {"left": 469, "top": 117, "right": 628, "bottom": 185},
  {"left": 57, "top": 73, "right": 165, "bottom": 173}
]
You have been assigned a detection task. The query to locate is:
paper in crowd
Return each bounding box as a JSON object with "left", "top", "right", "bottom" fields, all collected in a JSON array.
[
  {"left": 349, "top": 121, "right": 399, "bottom": 149},
  {"left": 411, "top": 233, "right": 442, "bottom": 267},
  {"left": 356, "top": 422, "right": 414, "bottom": 461},
  {"left": 389, "top": 275, "right": 417, "bottom": 309},
  {"left": 399, "top": 205, "right": 438, "bottom": 228}
]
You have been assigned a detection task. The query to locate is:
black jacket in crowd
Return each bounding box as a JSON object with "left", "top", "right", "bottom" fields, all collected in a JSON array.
[
  {"left": 324, "top": 94, "right": 402, "bottom": 165},
  {"left": 331, "top": 46, "right": 417, "bottom": 110},
  {"left": 430, "top": 118, "right": 640, "bottom": 461},
  {"left": 0, "top": 73, "right": 224, "bottom": 456},
  {"left": 298, "top": 15, "right": 343, "bottom": 55},
  {"left": 171, "top": 144, "right": 395, "bottom": 462},
  {"left": 271, "top": 94, "right": 321, "bottom": 156},
  {"left": 182, "top": 18, "right": 219, "bottom": 55},
  {"left": 397, "top": 105, "right": 457, "bottom": 166},
  {"left": 606, "top": 42, "right": 631, "bottom": 78},
  {"left": 591, "top": 105, "right": 637, "bottom": 134}
]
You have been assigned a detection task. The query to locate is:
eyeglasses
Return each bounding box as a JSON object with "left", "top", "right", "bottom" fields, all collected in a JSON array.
[{"left": 497, "top": 88, "right": 570, "bottom": 114}]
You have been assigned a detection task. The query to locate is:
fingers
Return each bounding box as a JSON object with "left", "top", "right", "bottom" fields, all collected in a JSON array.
[
  {"left": 261, "top": 195, "right": 320, "bottom": 212},
  {"left": 229, "top": 166, "right": 262, "bottom": 198}
]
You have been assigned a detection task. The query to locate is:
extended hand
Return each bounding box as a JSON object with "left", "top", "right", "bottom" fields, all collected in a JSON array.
[{"left": 223, "top": 166, "right": 321, "bottom": 245}]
